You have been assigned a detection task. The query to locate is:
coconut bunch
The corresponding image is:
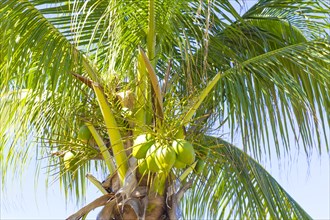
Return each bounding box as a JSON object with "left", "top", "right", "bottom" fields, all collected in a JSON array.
[{"left": 133, "top": 134, "right": 195, "bottom": 173}]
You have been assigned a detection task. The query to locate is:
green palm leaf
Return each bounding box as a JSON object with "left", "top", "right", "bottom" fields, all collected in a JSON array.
[
  {"left": 0, "top": 0, "right": 103, "bottom": 199},
  {"left": 185, "top": 0, "right": 330, "bottom": 158},
  {"left": 182, "top": 136, "right": 312, "bottom": 219},
  {"left": 214, "top": 39, "right": 330, "bottom": 158}
]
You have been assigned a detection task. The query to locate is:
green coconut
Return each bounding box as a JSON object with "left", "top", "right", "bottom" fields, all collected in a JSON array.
[
  {"left": 138, "top": 159, "right": 148, "bottom": 175},
  {"left": 154, "top": 145, "right": 176, "bottom": 172},
  {"left": 173, "top": 159, "right": 186, "bottom": 169},
  {"left": 172, "top": 139, "right": 195, "bottom": 165},
  {"left": 78, "top": 125, "right": 92, "bottom": 142},
  {"left": 63, "top": 151, "right": 75, "bottom": 170},
  {"left": 132, "top": 134, "right": 154, "bottom": 159},
  {"left": 145, "top": 144, "right": 159, "bottom": 172}
]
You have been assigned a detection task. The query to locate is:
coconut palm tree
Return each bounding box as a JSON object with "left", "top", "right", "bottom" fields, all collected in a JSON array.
[{"left": 1, "top": 0, "right": 329, "bottom": 219}]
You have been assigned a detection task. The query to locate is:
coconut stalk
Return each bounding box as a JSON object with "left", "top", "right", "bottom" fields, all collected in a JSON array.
[
  {"left": 179, "top": 161, "right": 197, "bottom": 181},
  {"left": 85, "top": 122, "right": 116, "bottom": 174},
  {"left": 134, "top": 0, "right": 156, "bottom": 131},
  {"left": 147, "top": 0, "right": 156, "bottom": 68},
  {"left": 86, "top": 173, "right": 108, "bottom": 195},
  {"left": 135, "top": 52, "right": 149, "bottom": 129},
  {"left": 182, "top": 73, "right": 222, "bottom": 125},
  {"left": 139, "top": 47, "right": 164, "bottom": 120},
  {"left": 173, "top": 73, "right": 225, "bottom": 176},
  {"left": 72, "top": 47, "right": 98, "bottom": 82},
  {"left": 172, "top": 72, "right": 226, "bottom": 177},
  {"left": 92, "top": 83, "right": 128, "bottom": 183}
]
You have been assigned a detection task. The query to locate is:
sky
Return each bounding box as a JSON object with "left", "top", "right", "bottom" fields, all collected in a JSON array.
[{"left": 1, "top": 0, "right": 330, "bottom": 219}]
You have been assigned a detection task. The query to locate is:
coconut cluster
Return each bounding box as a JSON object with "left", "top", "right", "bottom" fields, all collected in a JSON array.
[{"left": 132, "top": 134, "right": 196, "bottom": 174}]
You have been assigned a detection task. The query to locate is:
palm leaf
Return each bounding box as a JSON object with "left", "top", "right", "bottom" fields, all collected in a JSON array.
[
  {"left": 185, "top": 0, "right": 330, "bottom": 158},
  {"left": 244, "top": 0, "right": 330, "bottom": 38},
  {"left": 0, "top": 0, "right": 104, "bottom": 200},
  {"left": 217, "top": 39, "right": 330, "bottom": 158},
  {"left": 182, "top": 135, "right": 312, "bottom": 219}
]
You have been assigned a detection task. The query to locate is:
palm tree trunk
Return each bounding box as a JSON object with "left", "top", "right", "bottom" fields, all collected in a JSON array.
[{"left": 67, "top": 170, "right": 193, "bottom": 220}]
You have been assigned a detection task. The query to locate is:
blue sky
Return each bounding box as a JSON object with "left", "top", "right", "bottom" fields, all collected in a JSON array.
[{"left": 1, "top": 1, "right": 329, "bottom": 219}]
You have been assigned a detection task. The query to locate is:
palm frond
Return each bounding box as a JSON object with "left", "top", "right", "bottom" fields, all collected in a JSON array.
[
  {"left": 186, "top": 1, "right": 330, "bottom": 158},
  {"left": 244, "top": 0, "right": 329, "bottom": 39},
  {"left": 0, "top": 0, "right": 102, "bottom": 199},
  {"left": 182, "top": 136, "right": 312, "bottom": 219},
  {"left": 217, "top": 39, "right": 330, "bottom": 158}
]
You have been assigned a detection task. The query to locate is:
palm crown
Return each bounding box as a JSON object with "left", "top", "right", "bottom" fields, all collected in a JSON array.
[{"left": 1, "top": 0, "right": 329, "bottom": 219}]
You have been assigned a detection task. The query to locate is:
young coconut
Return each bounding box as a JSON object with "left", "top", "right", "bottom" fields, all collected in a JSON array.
[
  {"left": 154, "top": 144, "right": 176, "bottom": 172},
  {"left": 173, "top": 159, "right": 186, "bottom": 169},
  {"left": 78, "top": 125, "right": 92, "bottom": 143},
  {"left": 63, "top": 151, "right": 76, "bottom": 170},
  {"left": 145, "top": 144, "right": 159, "bottom": 172},
  {"left": 138, "top": 158, "right": 148, "bottom": 175},
  {"left": 132, "top": 134, "right": 154, "bottom": 159},
  {"left": 172, "top": 139, "right": 195, "bottom": 165}
]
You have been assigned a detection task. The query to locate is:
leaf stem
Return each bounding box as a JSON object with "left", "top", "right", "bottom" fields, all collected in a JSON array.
[
  {"left": 85, "top": 122, "right": 115, "bottom": 174},
  {"left": 135, "top": 53, "right": 148, "bottom": 128},
  {"left": 179, "top": 161, "right": 197, "bottom": 181},
  {"left": 139, "top": 48, "right": 163, "bottom": 119},
  {"left": 147, "top": 0, "right": 156, "bottom": 67},
  {"left": 92, "top": 83, "right": 128, "bottom": 184},
  {"left": 86, "top": 173, "right": 108, "bottom": 195}
]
